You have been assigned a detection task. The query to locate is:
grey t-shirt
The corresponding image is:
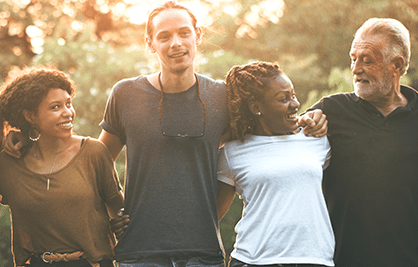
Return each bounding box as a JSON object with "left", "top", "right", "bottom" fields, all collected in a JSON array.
[{"left": 100, "top": 74, "right": 228, "bottom": 262}]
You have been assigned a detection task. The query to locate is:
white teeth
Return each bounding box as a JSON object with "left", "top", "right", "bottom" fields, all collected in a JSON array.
[
  {"left": 171, "top": 52, "right": 186, "bottom": 58},
  {"left": 287, "top": 114, "right": 297, "bottom": 119},
  {"left": 59, "top": 122, "right": 73, "bottom": 127}
]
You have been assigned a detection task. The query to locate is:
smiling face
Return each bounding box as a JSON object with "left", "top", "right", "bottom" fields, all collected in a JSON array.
[
  {"left": 147, "top": 8, "right": 202, "bottom": 75},
  {"left": 252, "top": 74, "right": 300, "bottom": 136},
  {"left": 350, "top": 34, "right": 396, "bottom": 102},
  {"left": 28, "top": 88, "right": 75, "bottom": 141}
]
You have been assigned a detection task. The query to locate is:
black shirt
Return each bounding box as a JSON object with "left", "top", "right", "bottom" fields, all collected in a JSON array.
[{"left": 310, "top": 86, "right": 418, "bottom": 267}]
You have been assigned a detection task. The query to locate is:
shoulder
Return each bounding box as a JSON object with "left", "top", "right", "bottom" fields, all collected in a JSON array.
[
  {"left": 196, "top": 74, "right": 226, "bottom": 92},
  {"left": 222, "top": 136, "right": 257, "bottom": 153},
  {"left": 311, "top": 92, "right": 357, "bottom": 112},
  {"left": 0, "top": 150, "right": 15, "bottom": 164},
  {"left": 80, "top": 137, "right": 112, "bottom": 157},
  {"left": 290, "top": 131, "right": 331, "bottom": 159},
  {"left": 0, "top": 151, "right": 21, "bottom": 180},
  {"left": 401, "top": 85, "right": 418, "bottom": 99},
  {"left": 401, "top": 85, "right": 418, "bottom": 93},
  {"left": 298, "top": 130, "right": 330, "bottom": 147},
  {"left": 320, "top": 92, "right": 355, "bottom": 103},
  {"left": 111, "top": 76, "right": 147, "bottom": 94}
]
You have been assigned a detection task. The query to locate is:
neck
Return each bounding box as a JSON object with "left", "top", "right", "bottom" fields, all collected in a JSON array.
[
  {"left": 28, "top": 138, "right": 67, "bottom": 160},
  {"left": 150, "top": 69, "right": 196, "bottom": 93},
  {"left": 368, "top": 85, "right": 407, "bottom": 117}
]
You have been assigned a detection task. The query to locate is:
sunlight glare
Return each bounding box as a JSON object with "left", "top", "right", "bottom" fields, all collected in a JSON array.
[
  {"left": 12, "top": 0, "right": 30, "bottom": 9},
  {"left": 259, "top": 0, "right": 285, "bottom": 24},
  {"left": 25, "top": 25, "right": 43, "bottom": 38},
  {"left": 123, "top": 0, "right": 213, "bottom": 26},
  {"left": 71, "top": 21, "right": 84, "bottom": 32},
  {"left": 126, "top": 5, "right": 149, "bottom": 25}
]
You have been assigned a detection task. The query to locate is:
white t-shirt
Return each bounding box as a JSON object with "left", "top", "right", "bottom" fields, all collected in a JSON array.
[{"left": 217, "top": 129, "right": 334, "bottom": 266}]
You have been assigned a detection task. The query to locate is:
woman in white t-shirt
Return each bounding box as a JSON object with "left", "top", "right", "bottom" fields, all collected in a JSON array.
[{"left": 217, "top": 62, "right": 334, "bottom": 267}]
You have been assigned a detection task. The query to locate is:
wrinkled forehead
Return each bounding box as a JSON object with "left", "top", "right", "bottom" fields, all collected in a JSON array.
[{"left": 350, "top": 34, "right": 387, "bottom": 55}]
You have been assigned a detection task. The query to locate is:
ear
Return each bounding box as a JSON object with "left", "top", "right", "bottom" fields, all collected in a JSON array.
[
  {"left": 196, "top": 27, "right": 203, "bottom": 45},
  {"left": 146, "top": 37, "right": 156, "bottom": 53},
  {"left": 392, "top": 55, "right": 405, "bottom": 76},
  {"left": 22, "top": 110, "right": 36, "bottom": 124},
  {"left": 248, "top": 100, "right": 261, "bottom": 116}
]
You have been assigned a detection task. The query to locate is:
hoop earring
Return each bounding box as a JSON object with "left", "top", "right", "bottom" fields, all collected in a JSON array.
[{"left": 28, "top": 127, "right": 41, "bottom": 142}]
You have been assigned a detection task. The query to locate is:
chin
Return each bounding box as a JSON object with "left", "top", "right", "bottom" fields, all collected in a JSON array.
[
  {"left": 355, "top": 90, "right": 375, "bottom": 102},
  {"left": 289, "top": 123, "right": 300, "bottom": 131}
]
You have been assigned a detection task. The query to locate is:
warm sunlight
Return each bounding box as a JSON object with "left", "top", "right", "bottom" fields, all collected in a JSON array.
[
  {"left": 120, "top": 0, "right": 282, "bottom": 27},
  {"left": 122, "top": 0, "right": 220, "bottom": 26}
]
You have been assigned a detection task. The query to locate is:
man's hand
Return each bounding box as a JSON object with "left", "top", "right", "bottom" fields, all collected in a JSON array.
[
  {"left": 110, "top": 208, "right": 130, "bottom": 239},
  {"left": 298, "top": 109, "right": 328, "bottom": 137},
  {"left": 5, "top": 131, "right": 27, "bottom": 158}
]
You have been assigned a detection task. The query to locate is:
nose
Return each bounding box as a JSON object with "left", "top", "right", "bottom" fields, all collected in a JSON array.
[
  {"left": 63, "top": 105, "right": 74, "bottom": 118},
  {"left": 291, "top": 97, "right": 300, "bottom": 110},
  {"left": 170, "top": 34, "right": 181, "bottom": 48},
  {"left": 351, "top": 60, "right": 363, "bottom": 75}
]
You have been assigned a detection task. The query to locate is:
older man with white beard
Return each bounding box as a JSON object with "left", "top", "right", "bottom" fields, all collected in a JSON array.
[{"left": 309, "top": 18, "right": 418, "bottom": 267}]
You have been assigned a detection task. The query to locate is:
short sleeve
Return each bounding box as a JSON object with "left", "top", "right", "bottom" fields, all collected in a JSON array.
[
  {"left": 100, "top": 81, "right": 126, "bottom": 145},
  {"left": 217, "top": 146, "right": 235, "bottom": 186}
]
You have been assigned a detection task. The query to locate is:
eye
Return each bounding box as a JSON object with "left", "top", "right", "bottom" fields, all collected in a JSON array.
[
  {"left": 180, "top": 30, "right": 191, "bottom": 37},
  {"left": 158, "top": 34, "right": 170, "bottom": 41},
  {"left": 363, "top": 57, "right": 371, "bottom": 64}
]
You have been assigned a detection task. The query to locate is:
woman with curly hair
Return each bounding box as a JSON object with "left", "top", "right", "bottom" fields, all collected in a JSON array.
[
  {"left": 217, "top": 62, "right": 334, "bottom": 267},
  {"left": 0, "top": 66, "right": 124, "bottom": 267}
]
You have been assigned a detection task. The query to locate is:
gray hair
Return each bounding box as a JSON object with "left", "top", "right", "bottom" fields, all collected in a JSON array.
[{"left": 354, "top": 18, "right": 410, "bottom": 76}]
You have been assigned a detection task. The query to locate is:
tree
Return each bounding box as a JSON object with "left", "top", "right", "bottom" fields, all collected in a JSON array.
[{"left": 204, "top": 0, "right": 418, "bottom": 103}]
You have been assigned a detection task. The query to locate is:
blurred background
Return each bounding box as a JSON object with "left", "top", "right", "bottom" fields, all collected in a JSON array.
[{"left": 0, "top": 0, "right": 417, "bottom": 265}]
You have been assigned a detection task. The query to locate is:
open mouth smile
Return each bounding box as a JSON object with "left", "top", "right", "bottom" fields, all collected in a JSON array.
[
  {"left": 170, "top": 52, "right": 187, "bottom": 58},
  {"left": 355, "top": 77, "right": 370, "bottom": 84},
  {"left": 286, "top": 113, "right": 298, "bottom": 120},
  {"left": 58, "top": 122, "right": 73, "bottom": 128}
]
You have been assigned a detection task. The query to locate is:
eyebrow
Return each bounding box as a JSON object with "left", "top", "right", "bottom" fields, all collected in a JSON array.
[
  {"left": 274, "top": 89, "right": 293, "bottom": 97},
  {"left": 49, "top": 97, "right": 70, "bottom": 105},
  {"left": 157, "top": 26, "right": 192, "bottom": 35}
]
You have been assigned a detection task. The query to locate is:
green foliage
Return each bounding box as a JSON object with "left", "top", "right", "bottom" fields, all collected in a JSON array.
[
  {"left": 219, "top": 194, "right": 243, "bottom": 262},
  {"left": 0, "top": 206, "right": 12, "bottom": 267},
  {"left": 197, "top": 50, "right": 253, "bottom": 81},
  {"left": 300, "top": 67, "right": 353, "bottom": 112}
]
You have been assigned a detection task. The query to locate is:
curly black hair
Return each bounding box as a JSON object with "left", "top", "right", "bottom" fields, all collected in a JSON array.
[
  {"left": 0, "top": 66, "right": 76, "bottom": 140},
  {"left": 225, "top": 61, "right": 283, "bottom": 141}
]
